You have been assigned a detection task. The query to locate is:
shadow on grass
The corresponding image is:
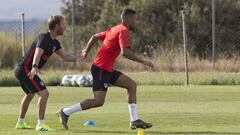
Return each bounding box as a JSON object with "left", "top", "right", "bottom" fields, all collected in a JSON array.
[
  {"left": 155, "top": 131, "right": 240, "bottom": 134},
  {"left": 71, "top": 130, "right": 240, "bottom": 135}
]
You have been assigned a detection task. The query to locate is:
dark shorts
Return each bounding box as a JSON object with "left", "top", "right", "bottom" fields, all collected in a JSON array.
[
  {"left": 91, "top": 65, "right": 123, "bottom": 91},
  {"left": 14, "top": 65, "right": 46, "bottom": 94}
]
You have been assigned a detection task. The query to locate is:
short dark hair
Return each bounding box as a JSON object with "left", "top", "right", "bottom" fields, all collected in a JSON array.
[
  {"left": 121, "top": 9, "right": 136, "bottom": 20},
  {"left": 47, "top": 15, "right": 64, "bottom": 30}
]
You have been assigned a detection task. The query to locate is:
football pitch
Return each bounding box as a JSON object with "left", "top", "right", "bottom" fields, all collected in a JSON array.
[{"left": 1, "top": 86, "right": 240, "bottom": 135}]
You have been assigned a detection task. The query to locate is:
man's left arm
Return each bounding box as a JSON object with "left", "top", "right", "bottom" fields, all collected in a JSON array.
[
  {"left": 56, "top": 48, "right": 79, "bottom": 62},
  {"left": 119, "top": 29, "right": 154, "bottom": 69}
]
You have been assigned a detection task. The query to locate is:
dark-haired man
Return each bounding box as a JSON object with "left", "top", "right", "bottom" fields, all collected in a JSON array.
[{"left": 58, "top": 9, "right": 153, "bottom": 130}]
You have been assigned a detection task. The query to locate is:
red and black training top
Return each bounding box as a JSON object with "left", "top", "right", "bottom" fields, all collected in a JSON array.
[{"left": 19, "top": 32, "right": 62, "bottom": 70}]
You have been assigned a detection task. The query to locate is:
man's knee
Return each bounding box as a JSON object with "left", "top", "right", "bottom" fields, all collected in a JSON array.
[
  {"left": 132, "top": 81, "right": 137, "bottom": 90},
  {"left": 26, "top": 93, "right": 35, "bottom": 100},
  {"left": 128, "top": 80, "right": 137, "bottom": 92},
  {"left": 38, "top": 89, "right": 49, "bottom": 98},
  {"left": 94, "top": 99, "right": 105, "bottom": 107}
]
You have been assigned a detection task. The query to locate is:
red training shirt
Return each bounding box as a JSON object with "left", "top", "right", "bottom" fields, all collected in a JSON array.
[{"left": 93, "top": 22, "right": 130, "bottom": 72}]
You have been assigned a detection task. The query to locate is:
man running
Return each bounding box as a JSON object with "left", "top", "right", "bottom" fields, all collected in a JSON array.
[
  {"left": 58, "top": 9, "right": 153, "bottom": 130},
  {"left": 14, "top": 15, "right": 80, "bottom": 131}
]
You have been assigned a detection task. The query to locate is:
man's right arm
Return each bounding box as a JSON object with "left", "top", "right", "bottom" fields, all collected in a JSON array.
[
  {"left": 82, "top": 31, "right": 106, "bottom": 58},
  {"left": 28, "top": 35, "right": 47, "bottom": 79},
  {"left": 28, "top": 48, "right": 44, "bottom": 79},
  {"left": 82, "top": 34, "right": 99, "bottom": 54}
]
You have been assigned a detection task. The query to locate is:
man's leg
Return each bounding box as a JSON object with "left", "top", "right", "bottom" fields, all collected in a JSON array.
[
  {"left": 113, "top": 73, "right": 152, "bottom": 129},
  {"left": 58, "top": 65, "right": 110, "bottom": 130},
  {"left": 16, "top": 92, "right": 35, "bottom": 129},
  {"left": 35, "top": 89, "right": 55, "bottom": 131},
  {"left": 38, "top": 90, "right": 49, "bottom": 123},
  {"left": 16, "top": 81, "right": 35, "bottom": 129},
  {"left": 25, "top": 75, "right": 54, "bottom": 131},
  {"left": 113, "top": 74, "right": 138, "bottom": 120},
  {"left": 15, "top": 67, "right": 34, "bottom": 129},
  {"left": 19, "top": 93, "right": 35, "bottom": 120},
  {"left": 58, "top": 91, "right": 106, "bottom": 130},
  {"left": 112, "top": 74, "right": 137, "bottom": 103},
  {"left": 63, "top": 91, "right": 106, "bottom": 115},
  {"left": 80, "top": 91, "right": 107, "bottom": 110}
]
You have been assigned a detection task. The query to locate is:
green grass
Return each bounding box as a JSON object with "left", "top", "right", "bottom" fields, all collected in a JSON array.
[{"left": 1, "top": 86, "right": 240, "bottom": 134}]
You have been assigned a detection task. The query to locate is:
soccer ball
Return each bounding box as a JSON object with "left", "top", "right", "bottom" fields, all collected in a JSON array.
[
  {"left": 86, "top": 75, "right": 93, "bottom": 86},
  {"left": 71, "top": 75, "right": 80, "bottom": 86},
  {"left": 61, "top": 75, "right": 73, "bottom": 86},
  {"left": 76, "top": 75, "right": 87, "bottom": 86},
  {"left": 62, "top": 74, "right": 93, "bottom": 87}
]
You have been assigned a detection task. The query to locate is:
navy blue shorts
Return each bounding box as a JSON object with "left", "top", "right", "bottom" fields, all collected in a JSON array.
[
  {"left": 14, "top": 65, "right": 47, "bottom": 94},
  {"left": 91, "top": 65, "right": 122, "bottom": 91}
]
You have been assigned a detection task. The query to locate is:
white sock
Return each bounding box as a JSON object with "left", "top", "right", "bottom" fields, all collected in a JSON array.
[
  {"left": 128, "top": 103, "right": 139, "bottom": 122},
  {"left": 18, "top": 118, "right": 25, "bottom": 124},
  {"left": 37, "top": 119, "right": 45, "bottom": 126},
  {"left": 63, "top": 103, "right": 82, "bottom": 116}
]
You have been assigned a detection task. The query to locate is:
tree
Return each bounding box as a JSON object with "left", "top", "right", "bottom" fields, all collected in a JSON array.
[{"left": 60, "top": 0, "right": 240, "bottom": 59}]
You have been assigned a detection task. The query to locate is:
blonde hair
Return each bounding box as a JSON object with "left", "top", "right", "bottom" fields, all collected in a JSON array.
[{"left": 47, "top": 15, "right": 64, "bottom": 30}]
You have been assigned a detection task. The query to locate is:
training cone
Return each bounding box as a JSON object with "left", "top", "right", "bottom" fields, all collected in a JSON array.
[
  {"left": 137, "top": 129, "right": 144, "bottom": 135},
  {"left": 83, "top": 120, "right": 96, "bottom": 126}
]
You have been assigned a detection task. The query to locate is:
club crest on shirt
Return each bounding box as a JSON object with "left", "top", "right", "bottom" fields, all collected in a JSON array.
[{"left": 40, "top": 81, "right": 45, "bottom": 87}]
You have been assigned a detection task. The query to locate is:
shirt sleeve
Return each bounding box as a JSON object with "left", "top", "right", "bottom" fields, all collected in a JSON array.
[
  {"left": 36, "top": 34, "right": 48, "bottom": 50},
  {"left": 119, "top": 29, "right": 130, "bottom": 48},
  {"left": 54, "top": 40, "right": 62, "bottom": 52},
  {"left": 97, "top": 31, "right": 107, "bottom": 41}
]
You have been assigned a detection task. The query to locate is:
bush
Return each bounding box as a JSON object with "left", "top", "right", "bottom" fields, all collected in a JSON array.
[{"left": 2, "top": 69, "right": 240, "bottom": 86}]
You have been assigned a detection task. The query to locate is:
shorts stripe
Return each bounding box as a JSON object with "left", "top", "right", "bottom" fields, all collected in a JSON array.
[{"left": 23, "top": 48, "right": 41, "bottom": 92}]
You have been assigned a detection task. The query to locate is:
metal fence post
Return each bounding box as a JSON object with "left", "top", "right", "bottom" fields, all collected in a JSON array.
[
  {"left": 181, "top": 10, "right": 189, "bottom": 86},
  {"left": 21, "top": 13, "right": 26, "bottom": 57},
  {"left": 212, "top": 0, "right": 216, "bottom": 69},
  {"left": 72, "top": 0, "right": 76, "bottom": 67}
]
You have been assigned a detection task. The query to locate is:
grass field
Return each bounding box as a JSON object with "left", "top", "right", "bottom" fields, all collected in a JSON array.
[{"left": 1, "top": 86, "right": 240, "bottom": 135}]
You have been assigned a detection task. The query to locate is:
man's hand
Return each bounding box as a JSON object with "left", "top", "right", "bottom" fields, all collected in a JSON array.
[
  {"left": 75, "top": 53, "right": 82, "bottom": 62},
  {"left": 142, "top": 60, "right": 154, "bottom": 69},
  {"left": 80, "top": 49, "right": 88, "bottom": 58},
  {"left": 28, "top": 67, "right": 41, "bottom": 79}
]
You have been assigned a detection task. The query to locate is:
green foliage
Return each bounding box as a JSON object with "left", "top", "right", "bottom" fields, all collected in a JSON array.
[
  {"left": 0, "top": 31, "right": 51, "bottom": 69},
  {"left": 61, "top": 0, "right": 104, "bottom": 26},
  {"left": 0, "top": 33, "right": 24, "bottom": 68},
  {"left": 1, "top": 0, "right": 240, "bottom": 70},
  {"left": 2, "top": 69, "right": 240, "bottom": 86},
  {"left": 60, "top": 0, "right": 240, "bottom": 59}
]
